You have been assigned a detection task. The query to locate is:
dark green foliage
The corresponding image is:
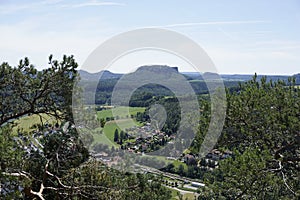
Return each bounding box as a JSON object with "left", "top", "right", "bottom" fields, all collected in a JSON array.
[
  {"left": 100, "top": 118, "right": 106, "bottom": 128},
  {"left": 136, "top": 97, "right": 181, "bottom": 136},
  {"left": 198, "top": 75, "right": 300, "bottom": 199},
  {"left": 0, "top": 57, "right": 172, "bottom": 199},
  {"left": 114, "top": 129, "right": 119, "bottom": 142},
  {"left": 0, "top": 125, "right": 25, "bottom": 198},
  {"left": 57, "top": 160, "right": 171, "bottom": 200},
  {"left": 0, "top": 55, "right": 78, "bottom": 126},
  {"left": 178, "top": 164, "right": 184, "bottom": 176}
]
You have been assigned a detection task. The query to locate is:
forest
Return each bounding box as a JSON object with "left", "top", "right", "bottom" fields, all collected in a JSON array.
[
  {"left": 0, "top": 56, "right": 171, "bottom": 199},
  {"left": 1, "top": 55, "right": 299, "bottom": 199}
]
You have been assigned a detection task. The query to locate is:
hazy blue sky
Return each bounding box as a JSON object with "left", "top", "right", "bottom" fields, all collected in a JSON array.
[{"left": 0, "top": 0, "right": 300, "bottom": 74}]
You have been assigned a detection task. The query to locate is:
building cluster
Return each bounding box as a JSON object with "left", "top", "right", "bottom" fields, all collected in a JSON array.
[
  {"left": 121, "top": 123, "right": 175, "bottom": 153},
  {"left": 182, "top": 149, "right": 233, "bottom": 170}
]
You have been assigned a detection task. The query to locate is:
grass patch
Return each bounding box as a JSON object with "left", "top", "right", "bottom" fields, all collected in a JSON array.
[
  {"left": 170, "top": 189, "right": 180, "bottom": 200},
  {"left": 103, "top": 119, "right": 142, "bottom": 143},
  {"left": 182, "top": 193, "right": 196, "bottom": 200},
  {"left": 12, "top": 114, "right": 59, "bottom": 134},
  {"left": 92, "top": 128, "right": 116, "bottom": 147},
  {"left": 97, "top": 106, "right": 145, "bottom": 120},
  {"left": 169, "top": 187, "right": 196, "bottom": 200},
  {"left": 89, "top": 106, "right": 146, "bottom": 148},
  {"left": 188, "top": 80, "right": 204, "bottom": 83},
  {"left": 173, "top": 160, "right": 188, "bottom": 171},
  {"left": 91, "top": 119, "right": 142, "bottom": 148}
]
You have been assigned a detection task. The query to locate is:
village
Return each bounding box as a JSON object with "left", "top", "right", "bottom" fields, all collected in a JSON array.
[
  {"left": 94, "top": 120, "right": 233, "bottom": 173},
  {"left": 119, "top": 122, "right": 176, "bottom": 153}
]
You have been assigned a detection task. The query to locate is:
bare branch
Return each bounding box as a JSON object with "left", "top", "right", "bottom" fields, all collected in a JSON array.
[{"left": 279, "top": 161, "right": 296, "bottom": 196}]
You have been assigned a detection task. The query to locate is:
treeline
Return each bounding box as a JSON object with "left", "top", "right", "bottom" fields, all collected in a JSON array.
[
  {"left": 162, "top": 162, "right": 207, "bottom": 180},
  {"left": 82, "top": 77, "right": 240, "bottom": 105}
]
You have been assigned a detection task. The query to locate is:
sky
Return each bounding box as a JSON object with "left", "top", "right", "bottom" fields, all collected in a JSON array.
[{"left": 0, "top": 0, "right": 300, "bottom": 74}]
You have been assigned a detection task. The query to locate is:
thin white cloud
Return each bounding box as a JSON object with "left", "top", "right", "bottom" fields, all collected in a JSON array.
[
  {"left": 0, "top": 0, "right": 124, "bottom": 14},
  {"left": 0, "top": 4, "right": 31, "bottom": 14},
  {"left": 40, "top": 0, "right": 65, "bottom": 5},
  {"left": 0, "top": 0, "right": 65, "bottom": 14},
  {"left": 154, "top": 20, "right": 270, "bottom": 28},
  {"left": 60, "top": 1, "right": 126, "bottom": 8}
]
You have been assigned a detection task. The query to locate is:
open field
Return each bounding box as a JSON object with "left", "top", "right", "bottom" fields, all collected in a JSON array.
[
  {"left": 12, "top": 107, "right": 145, "bottom": 148},
  {"left": 12, "top": 114, "right": 59, "bottom": 134},
  {"left": 79, "top": 120, "right": 143, "bottom": 148},
  {"left": 102, "top": 119, "right": 143, "bottom": 147},
  {"left": 97, "top": 106, "right": 145, "bottom": 119},
  {"left": 170, "top": 187, "right": 197, "bottom": 200},
  {"left": 93, "top": 106, "right": 146, "bottom": 147},
  {"left": 90, "top": 127, "right": 116, "bottom": 147}
]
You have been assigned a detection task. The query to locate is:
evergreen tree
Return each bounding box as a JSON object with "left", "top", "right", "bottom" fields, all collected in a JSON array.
[{"left": 114, "top": 129, "right": 119, "bottom": 142}]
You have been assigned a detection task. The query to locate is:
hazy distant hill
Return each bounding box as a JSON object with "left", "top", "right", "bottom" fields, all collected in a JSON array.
[
  {"left": 78, "top": 66, "right": 299, "bottom": 87},
  {"left": 78, "top": 65, "right": 299, "bottom": 105},
  {"left": 78, "top": 70, "right": 122, "bottom": 81},
  {"left": 221, "top": 74, "right": 289, "bottom": 82},
  {"left": 135, "top": 65, "right": 178, "bottom": 74},
  {"left": 182, "top": 72, "right": 300, "bottom": 83}
]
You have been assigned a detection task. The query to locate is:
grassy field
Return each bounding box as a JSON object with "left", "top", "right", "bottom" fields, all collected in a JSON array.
[
  {"left": 12, "top": 107, "right": 145, "bottom": 148},
  {"left": 90, "top": 127, "right": 116, "bottom": 147},
  {"left": 170, "top": 188, "right": 197, "bottom": 200},
  {"left": 97, "top": 106, "right": 145, "bottom": 119},
  {"left": 102, "top": 119, "right": 143, "bottom": 147},
  {"left": 12, "top": 114, "right": 59, "bottom": 134},
  {"left": 188, "top": 79, "right": 204, "bottom": 83},
  {"left": 93, "top": 106, "right": 145, "bottom": 147}
]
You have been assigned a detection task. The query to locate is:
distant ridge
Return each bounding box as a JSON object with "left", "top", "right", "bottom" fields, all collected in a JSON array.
[
  {"left": 135, "top": 65, "right": 179, "bottom": 74},
  {"left": 78, "top": 67, "right": 300, "bottom": 84},
  {"left": 78, "top": 70, "right": 122, "bottom": 81}
]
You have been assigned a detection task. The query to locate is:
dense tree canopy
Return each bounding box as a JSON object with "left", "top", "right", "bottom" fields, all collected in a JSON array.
[
  {"left": 0, "top": 55, "right": 77, "bottom": 127},
  {"left": 0, "top": 56, "right": 171, "bottom": 199},
  {"left": 197, "top": 75, "right": 300, "bottom": 199}
]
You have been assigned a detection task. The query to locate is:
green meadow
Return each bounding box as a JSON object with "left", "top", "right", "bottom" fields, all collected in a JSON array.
[
  {"left": 93, "top": 106, "right": 145, "bottom": 147},
  {"left": 12, "top": 114, "right": 59, "bottom": 134},
  {"left": 170, "top": 188, "right": 196, "bottom": 200},
  {"left": 12, "top": 107, "right": 145, "bottom": 148},
  {"left": 101, "top": 119, "right": 143, "bottom": 147},
  {"left": 97, "top": 106, "right": 145, "bottom": 119}
]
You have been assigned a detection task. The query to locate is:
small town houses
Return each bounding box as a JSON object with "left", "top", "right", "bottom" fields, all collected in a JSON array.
[{"left": 120, "top": 123, "right": 174, "bottom": 153}]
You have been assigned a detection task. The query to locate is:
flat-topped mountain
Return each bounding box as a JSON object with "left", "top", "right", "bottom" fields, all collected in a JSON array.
[
  {"left": 136, "top": 65, "right": 179, "bottom": 73},
  {"left": 79, "top": 66, "right": 299, "bottom": 84},
  {"left": 78, "top": 65, "right": 299, "bottom": 105}
]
